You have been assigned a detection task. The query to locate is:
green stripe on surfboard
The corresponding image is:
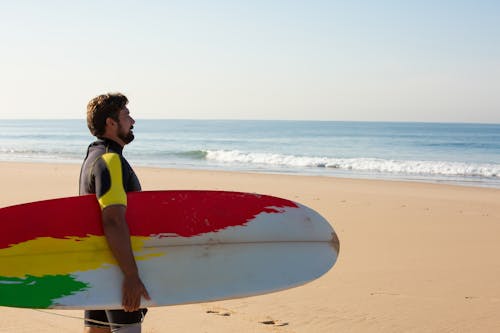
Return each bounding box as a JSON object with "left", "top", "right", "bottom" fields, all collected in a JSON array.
[{"left": 0, "top": 275, "right": 88, "bottom": 308}]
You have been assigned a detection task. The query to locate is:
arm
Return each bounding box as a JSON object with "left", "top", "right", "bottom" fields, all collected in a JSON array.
[{"left": 102, "top": 205, "right": 150, "bottom": 311}]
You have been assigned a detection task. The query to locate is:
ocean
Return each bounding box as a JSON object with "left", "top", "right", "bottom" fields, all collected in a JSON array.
[{"left": 1, "top": 119, "right": 499, "bottom": 188}]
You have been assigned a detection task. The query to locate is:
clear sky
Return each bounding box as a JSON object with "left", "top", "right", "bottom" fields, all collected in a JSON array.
[{"left": 0, "top": 0, "right": 499, "bottom": 122}]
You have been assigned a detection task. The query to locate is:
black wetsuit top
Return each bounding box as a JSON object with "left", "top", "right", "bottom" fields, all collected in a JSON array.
[
  {"left": 79, "top": 139, "right": 146, "bottom": 328},
  {"left": 79, "top": 138, "right": 141, "bottom": 208}
]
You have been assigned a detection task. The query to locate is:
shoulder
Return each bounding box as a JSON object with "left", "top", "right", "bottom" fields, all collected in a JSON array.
[
  {"left": 100, "top": 152, "right": 123, "bottom": 171},
  {"left": 94, "top": 153, "right": 128, "bottom": 209}
]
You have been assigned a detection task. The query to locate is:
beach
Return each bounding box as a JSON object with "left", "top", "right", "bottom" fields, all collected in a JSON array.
[{"left": 1, "top": 162, "right": 500, "bottom": 332}]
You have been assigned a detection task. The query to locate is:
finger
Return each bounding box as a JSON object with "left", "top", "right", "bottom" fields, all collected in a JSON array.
[
  {"left": 127, "top": 294, "right": 139, "bottom": 312},
  {"left": 122, "top": 294, "right": 128, "bottom": 310},
  {"left": 123, "top": 298, "right": 132, "bottom": 312},
  {"left": 123, "top": 292, "right": 135, "bottom": 312}
]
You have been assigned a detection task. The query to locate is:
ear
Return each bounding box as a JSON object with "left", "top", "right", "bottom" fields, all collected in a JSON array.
[{"left": 105, "top": 117, "right": 117, "bottom": 127}]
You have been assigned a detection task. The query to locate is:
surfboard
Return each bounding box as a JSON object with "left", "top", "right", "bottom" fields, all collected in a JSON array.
[{"left": 0, "top": 190, "right": 339, "bottom": 309}]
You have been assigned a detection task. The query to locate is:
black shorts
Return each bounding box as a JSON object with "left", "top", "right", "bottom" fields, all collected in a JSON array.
[{"left": 84, "top": 309, "right": 148, "bottom": 330}]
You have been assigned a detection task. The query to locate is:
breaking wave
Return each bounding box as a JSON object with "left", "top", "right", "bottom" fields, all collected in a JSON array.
[{"left": 204, "top": 150, "right": 500, "bottom": 178}]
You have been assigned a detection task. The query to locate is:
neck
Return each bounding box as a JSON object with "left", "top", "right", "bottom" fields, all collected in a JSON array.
[{"left": 101, "top": 135, "right": 125, "bottom": 148}]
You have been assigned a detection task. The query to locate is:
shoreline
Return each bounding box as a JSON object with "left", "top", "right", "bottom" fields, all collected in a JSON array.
[
  {"left": 0, "top": 159, "right": 499, "bottom": 192},
  {"left": 1, "top": 161, "right": 500, "bottom": 332}
]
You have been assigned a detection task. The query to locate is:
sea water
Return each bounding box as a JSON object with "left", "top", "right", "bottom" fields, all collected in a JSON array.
[{"left": 1, "top": 119, "right": 499, "bottom": 188}]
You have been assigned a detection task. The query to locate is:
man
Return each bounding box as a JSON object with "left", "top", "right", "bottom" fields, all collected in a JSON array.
[{"left": 79, "top": 93, "right": 150, "bottom": 333}]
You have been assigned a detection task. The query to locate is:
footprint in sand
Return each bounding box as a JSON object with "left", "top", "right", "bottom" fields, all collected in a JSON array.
[
  {"left": 260, "top": 319, "right": 289, "bottom": 327},
  {"left": 206, "top": 307, "right": 289, "bottom": 328},
  {"left": 206, "top": 309, "right": 232, "bottom": 317}
]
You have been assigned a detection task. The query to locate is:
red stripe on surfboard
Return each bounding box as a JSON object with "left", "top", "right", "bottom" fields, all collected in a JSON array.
[{"left": 0, "top": 191, "right": 298, "bottom": 249}]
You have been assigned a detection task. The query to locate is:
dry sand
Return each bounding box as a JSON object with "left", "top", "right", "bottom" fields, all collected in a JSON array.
[{"left": 1, "top": 162, "right": 500, "bottom": 332}]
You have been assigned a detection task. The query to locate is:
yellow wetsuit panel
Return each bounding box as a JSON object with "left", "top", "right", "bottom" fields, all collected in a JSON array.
[{"left": 98, "top": 153, "right": 127, "bottom": 209}]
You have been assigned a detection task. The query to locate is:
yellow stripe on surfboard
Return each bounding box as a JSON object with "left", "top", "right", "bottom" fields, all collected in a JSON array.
[{"left": 0, "top": 236, "right": 163, "bottom": 278}]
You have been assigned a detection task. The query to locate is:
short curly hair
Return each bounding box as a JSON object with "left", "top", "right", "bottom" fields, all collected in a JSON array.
[{"left": 86, "top": 93, "right": 128, "bottom": 137}]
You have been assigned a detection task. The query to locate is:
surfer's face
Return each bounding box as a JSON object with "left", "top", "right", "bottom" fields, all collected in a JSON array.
[{"left": 117, "top": 107, "right": 135, "bottom": 144}]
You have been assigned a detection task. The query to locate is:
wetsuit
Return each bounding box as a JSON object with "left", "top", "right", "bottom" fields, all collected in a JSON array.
[{"left": 79, "top": 138, "right": 146, "bottom": 331}]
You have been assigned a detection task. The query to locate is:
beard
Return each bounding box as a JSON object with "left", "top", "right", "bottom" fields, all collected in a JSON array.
[{"left": 117, "top": 122, "right": 135, "bottom": 144}]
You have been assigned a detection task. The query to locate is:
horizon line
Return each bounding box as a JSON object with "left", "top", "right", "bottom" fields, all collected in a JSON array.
[{"left": 1, "top": 118, "right": 499, "bottom": 125}]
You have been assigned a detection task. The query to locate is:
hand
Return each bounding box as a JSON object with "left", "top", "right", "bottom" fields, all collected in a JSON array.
[{"left": 122, "top": 274, "right": 151, "bottom": 312}]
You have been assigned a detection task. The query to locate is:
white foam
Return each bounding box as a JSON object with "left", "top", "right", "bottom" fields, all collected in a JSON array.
[{"left": 204, "top": 150, "right": 500, "bottom": 178}]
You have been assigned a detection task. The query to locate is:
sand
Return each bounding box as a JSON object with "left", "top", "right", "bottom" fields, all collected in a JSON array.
[{"left": 1, "top": 162, "right": 500, "bottom": 332}]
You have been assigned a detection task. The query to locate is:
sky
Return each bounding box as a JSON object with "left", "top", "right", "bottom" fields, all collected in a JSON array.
[{"left": 0, "top": 0, "right": 499, "bottom": 122}]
